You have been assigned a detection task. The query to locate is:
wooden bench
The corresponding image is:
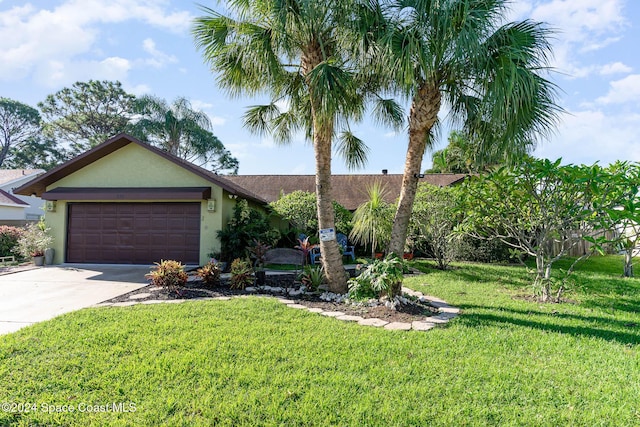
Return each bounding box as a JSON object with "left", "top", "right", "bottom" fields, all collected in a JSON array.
[{"left": 263, "top": 248, "right": 305, "bottom": 274}]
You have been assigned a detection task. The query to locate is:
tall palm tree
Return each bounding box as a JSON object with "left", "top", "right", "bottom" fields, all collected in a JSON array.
[
  {"left": 133, "top": 95, "right": 238, "bottom": 173},
  {"left": 379, "top": 0, "right": 562, "bottom": 289},
  {"left": 192, "top": 0, "right": 400, "bottom": 292}
]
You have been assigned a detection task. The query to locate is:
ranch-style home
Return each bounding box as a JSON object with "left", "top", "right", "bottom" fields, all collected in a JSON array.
[
  {"left": 14, "top": 133, "right": 466, "bottom": 266},
  {"left": 14, "top": 133, "right": 265, "bottom": 266}
]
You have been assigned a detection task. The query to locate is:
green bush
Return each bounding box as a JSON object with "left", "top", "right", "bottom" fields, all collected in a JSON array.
[
  {"left": 217, "top": 200, "right": 280, "bottom": 261},
  {"left": 0, "top": 226, "right": 24, "bottom": 257},
  {"left": 451, "top": 235, "right": 517, "bottom": 263},
  {"left": 269, "top": 190, "right": 352, "bottom": 237},
  {"left": 229, "top": 258, "right": 254, "bottom": 290},
  {"left": 348, "top": 255, "right": 404, "bottom": 300},
  {"left": 145, "top": 260, "right": 188, "bottom": 294},
  {"left": 298, "top": 265, "right": 324, "bottom": 292}
]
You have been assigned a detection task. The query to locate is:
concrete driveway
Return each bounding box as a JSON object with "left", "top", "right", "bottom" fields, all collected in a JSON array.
[{"left": 0, "top": 265, "right": 151, "bottom": 335}]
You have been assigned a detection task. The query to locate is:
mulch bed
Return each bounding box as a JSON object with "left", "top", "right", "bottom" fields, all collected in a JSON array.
[{"left": 102, "top": 274, "right": 439, "bottom": 323}]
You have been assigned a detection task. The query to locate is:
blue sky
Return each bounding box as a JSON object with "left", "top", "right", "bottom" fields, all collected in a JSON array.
[{"left": 1, "top": 0, "right": 639, "bottom": 175}]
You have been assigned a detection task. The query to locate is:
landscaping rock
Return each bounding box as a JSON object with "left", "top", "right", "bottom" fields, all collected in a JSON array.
[
  {"left": 287, "top": 304, "right": 307, "bottom": 310},
  {"left": 384, "top": 322, "right": 412, "bottom": 331},
  {"left": 336, "top": 315, "right": 364, "bottom": 322},
  {"left": 320, "top": 311, "right": 345, "bottom": 317},
  {"left": 412, "top": 321, "right": 436, "bottom": 331},
  {"left": 358, "top": 318, "right": 388, "bottom": 327},
  {"left": 129, "top": 293, "right": 151, "bottom": 300}
]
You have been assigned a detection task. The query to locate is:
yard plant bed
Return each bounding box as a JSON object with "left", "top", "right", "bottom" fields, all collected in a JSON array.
[{"left": 102, "top": 274, "right": 441, "bottom": 324}]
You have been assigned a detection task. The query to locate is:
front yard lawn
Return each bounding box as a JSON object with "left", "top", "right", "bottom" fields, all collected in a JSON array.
[{"left": 1, "top": 256, "right": 639, "bottom": 426}]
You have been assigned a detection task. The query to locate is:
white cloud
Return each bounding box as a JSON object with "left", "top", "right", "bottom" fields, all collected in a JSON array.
[
  {"left": 525, "top": 0, "right": 627, "bottom": 78},
  {"left": 597, "top": 74, "right": 640, "bottom": 105},
  {"left": 0, "top": 0, "right": 191, "bottom": 84},
  {"left": 599, "top": 62, "right": 632, "bottom": 75},
  {"left": 34, "top": 56, "right": 132, "bottom": 88},
  {"left": 141, "top": 38, "right": 177, "bottom": 68},
  {"left": 535, "top": 108, "right": 640, "bottom": 165}
]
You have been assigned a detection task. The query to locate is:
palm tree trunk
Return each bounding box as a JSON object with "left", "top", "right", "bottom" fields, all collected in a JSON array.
[
  {"left": 388, "top": 83, "right": 441, "bottom": 295},
  {"left": 304, "top": 44, "right": 347, "bottom": 294},
  {"left": 314, "top": 122, "right": 347, "bottom": 293}
]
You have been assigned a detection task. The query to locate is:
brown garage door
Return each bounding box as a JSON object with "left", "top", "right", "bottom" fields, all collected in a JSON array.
[{"left": 67, "top": 203, "right": 201, "bottom": 264}]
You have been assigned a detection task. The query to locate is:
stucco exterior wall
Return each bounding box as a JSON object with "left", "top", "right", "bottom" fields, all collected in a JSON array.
[{"left": 44, "top": 144, "right": 229, "bottom": 265}]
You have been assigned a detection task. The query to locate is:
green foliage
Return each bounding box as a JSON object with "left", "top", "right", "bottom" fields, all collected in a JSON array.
[
  {"left": 450, "top": 236, "right": 517, "bottom": 264},
  {"left": 39, "top": 80, "right": 135, "bottom": 154},
  {"left": 409, "top": 184, "right": 460, "bottom": 269},
  {"left": 131, "top": 95, "right": 238, "bottom": 174},
  {"left": 217, "top": 200, "right": 280, "bottom": 261},
  {"left": 0, "top": 97, "right": 43, "bottom": 168},
  {"left": 196, "top": 261, "right": 221, "bottom": 288},
  {"left": 229, "top": 258, "right": 254, "bottom": 290},
  {"left": 4, "top": 136, "right": 67, "bottom": 171},
  {"left": 269, "top": 191, "right": 352, "bottom": 236},
  {"left": 16, "top": 222, "right": 53, "bottom": 258},
  {"left": 458, "top": 158, "right": 636, "bottom": 300},
  {"left": 145, "top": 260, "right": 188, "bottom": 293},
  {"left": 348, "top": 255, "right": 404, "bottom": 300},
  {"left": 298, "top": 265, "right": 324, "bottom": 292},
  {"left": 0, "top": 226, "right": 25, "bottom": 257},
  {"left": 427, "top": 130, "right": 534, "bottom": 174},
  {"left": 350, "top": 182, "right": 394, "bottom": 258}
]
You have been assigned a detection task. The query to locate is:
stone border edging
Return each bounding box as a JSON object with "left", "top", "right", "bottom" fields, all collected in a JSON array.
[{"left": 92, "top": 286, "right": 460, "bottom": 332}]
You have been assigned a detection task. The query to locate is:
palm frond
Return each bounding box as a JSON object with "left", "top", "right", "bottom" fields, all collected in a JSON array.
[{"left": 337, "top": 131, "right": 369, "bottom": 170}]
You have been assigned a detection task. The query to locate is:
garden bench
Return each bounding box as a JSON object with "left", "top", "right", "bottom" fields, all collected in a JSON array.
[{"left": 263, "top": 248, "right": 305, "bottom": 275}]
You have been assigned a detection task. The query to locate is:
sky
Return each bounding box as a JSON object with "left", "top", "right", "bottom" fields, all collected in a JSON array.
[{"left": 1, "top": 0, "right": 639, "bottom": 175}]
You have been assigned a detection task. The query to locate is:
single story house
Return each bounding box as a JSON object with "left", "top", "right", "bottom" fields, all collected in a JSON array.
[
  {"left": 0, "top": 169, "right": 45, "bottom": 224},
  {"left": 14, "top": 134, "right": 264, "bottom": 265},
  {"left": 14, "top": 132, "right": 466, "bottom": 266},
  {"left": 226, "top": 172, "right": 467, "bottom": 210}
]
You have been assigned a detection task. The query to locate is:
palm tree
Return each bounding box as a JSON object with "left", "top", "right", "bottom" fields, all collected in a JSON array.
[
  {"left": 192, "top": 0, "right": 400, "bottom": 292},
  {"left": 133, "top": 95, "right": 238, "bottom": 173},
  {"left": 350, "top": 182, "right": 394, "bottom": 259},
  {"left": 379, "top": 0, "right": 561, "bottom": 287}
]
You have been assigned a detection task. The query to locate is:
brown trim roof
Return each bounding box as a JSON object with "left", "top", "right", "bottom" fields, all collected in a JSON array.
[
  {"left": 0, "top": 189, "right": 29, "bottom": 206},
  {"left": 225, "top": 173, "right": 467, "bottom": 210},
  {"left": 41, "top": 187, "right": 212, "bottom": 201},
  {"left": 13, "top": 133, "right": 266, "bottom": 204}
]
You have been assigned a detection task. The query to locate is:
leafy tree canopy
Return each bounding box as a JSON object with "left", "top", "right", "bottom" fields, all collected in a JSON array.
[
  {"left": 39, "top": 80, "right": 136, "bottom": 155},
  {"left": 0, "top": 98, "right": 42, "bottom": 168},
  {"left": 131, "top": 95, "right": 239, "bottom": 174}
]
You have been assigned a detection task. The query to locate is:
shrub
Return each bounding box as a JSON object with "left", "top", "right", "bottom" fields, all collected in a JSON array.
[
  {"left": 16, "top": 222, "right": 53, "bottom": 258},
  {"left": 0, "top": 226, "right": 24, "bottom": 257},
  {"left": 298, "top": 265, "right": 324, "bottom": 292},
  {"left": 348, "top": 255, "right": 404, "bottom": 300},
  {"left": 217, "top": 200, "right": 280, "bottom": 261},
  {"left": 197, "top": 261, "right": 221, "bottom": 288},
  {"left": 451, "top": 235, "right": 516, "bottom": 263},
  {"left": 269, "top": 190, "right": 353, "bottom": 236},
  {"left": 145, "top": 260, "right": 188, "bottom": 294},
  {"left": 229, "top": 258, "right": 254, "bottom": 290}
]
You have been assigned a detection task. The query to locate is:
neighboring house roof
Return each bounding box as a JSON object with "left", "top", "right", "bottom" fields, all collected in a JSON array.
[
  {"left": 0, "top": 189, "right": 29, "bottom": 207},
  {"left": 225, "top": 173, "right": 467, "bottom": 210},
  {"left": 13, "top": 133, "right": 266, "bottom": 204},
  {"left": 0, "top": 169, "right": 45, "bottom": 186}
]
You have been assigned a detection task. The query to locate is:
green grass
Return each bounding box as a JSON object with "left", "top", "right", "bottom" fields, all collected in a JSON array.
[{"left": 1, "top": 255, "right": 640, "bottom": 426}]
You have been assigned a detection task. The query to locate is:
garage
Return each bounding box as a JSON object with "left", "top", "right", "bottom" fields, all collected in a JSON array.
[
  {"left": 66, "top": 202, "right": 201, "bottom": 264},
  {"left": 13, "top": 134, "right": 267, "bottom": 266}
]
